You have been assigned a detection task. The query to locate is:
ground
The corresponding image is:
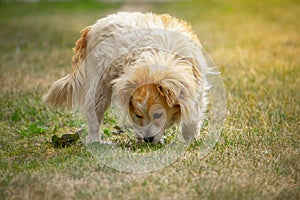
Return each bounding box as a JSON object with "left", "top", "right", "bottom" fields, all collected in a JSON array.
[{"left": 0, "top": 0, "right": 299, "bottom": 199}]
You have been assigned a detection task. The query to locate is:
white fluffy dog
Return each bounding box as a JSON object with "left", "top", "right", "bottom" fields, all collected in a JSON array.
[{"left": 44, "top": 12, "right": 212, "bottom": 144}]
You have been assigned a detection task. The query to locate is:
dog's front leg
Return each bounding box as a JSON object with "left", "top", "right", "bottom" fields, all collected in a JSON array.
[
  {"left": 86, "top": 81, "right": 112, "bottom": 144},
  {"left": 181, "top": 120, "right": 201, "bottom": 142}
]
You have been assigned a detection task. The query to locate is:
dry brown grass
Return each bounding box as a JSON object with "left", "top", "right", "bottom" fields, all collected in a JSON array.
[{"left": 0, "top": 0, "right": 299, "bottom": 199}]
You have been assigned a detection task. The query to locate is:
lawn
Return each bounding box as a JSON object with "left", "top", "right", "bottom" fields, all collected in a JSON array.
[{"left": 0, "top": 0, "right": 299, "bottom": 199}]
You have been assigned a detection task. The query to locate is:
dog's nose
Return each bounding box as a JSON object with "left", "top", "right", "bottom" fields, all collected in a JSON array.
[{"left": 144, "top": 136, "right": 154, "bottom": 143}]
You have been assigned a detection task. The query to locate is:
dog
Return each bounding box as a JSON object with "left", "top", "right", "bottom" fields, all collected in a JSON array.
[{"left": 43, "top": 12, "right": 212, "bottom": 144}]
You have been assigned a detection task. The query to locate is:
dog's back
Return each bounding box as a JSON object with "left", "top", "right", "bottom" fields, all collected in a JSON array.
[{"left": 44, "top": 12, "right": 202, "bottom": 109}]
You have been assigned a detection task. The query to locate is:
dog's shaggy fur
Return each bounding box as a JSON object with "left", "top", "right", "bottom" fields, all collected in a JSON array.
[{"left": 44, "top": 12, "right": 212, "bottom": 144}]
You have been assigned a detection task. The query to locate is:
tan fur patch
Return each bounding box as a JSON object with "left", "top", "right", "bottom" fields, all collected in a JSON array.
[
  {"left": 160, "top": 14, "right": 173, "bottom": 27},
  {"left": 71, "top": 26, "right": 91, "bottom": 74},
  {"left": 160, "top": 14, "right": 200, "bottom": 45}
]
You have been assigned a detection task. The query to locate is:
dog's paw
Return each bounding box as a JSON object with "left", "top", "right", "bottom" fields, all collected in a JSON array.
[
  {"left": 85, "top": 135, "right": 113, "bottom": 145},
  {"left": 85, "top": 135, "right": 101, "bottom": 144}
]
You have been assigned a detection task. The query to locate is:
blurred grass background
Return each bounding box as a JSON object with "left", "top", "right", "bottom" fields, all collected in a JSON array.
[{"left": 0, "top": 0, "right": 299, "bottom": 199}]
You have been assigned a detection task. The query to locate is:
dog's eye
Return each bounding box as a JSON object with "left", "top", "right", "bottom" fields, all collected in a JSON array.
[
  {"left": 135, "top": 114, "right": 143, "bottom": 119},
  {"left": 153, "top": 112, "right": 163, "bottom": 119}
]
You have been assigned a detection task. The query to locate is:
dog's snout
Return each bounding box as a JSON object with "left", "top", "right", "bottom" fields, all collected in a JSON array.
[{"left": 144, "top": 136, "right": 154, "bottom": 143}]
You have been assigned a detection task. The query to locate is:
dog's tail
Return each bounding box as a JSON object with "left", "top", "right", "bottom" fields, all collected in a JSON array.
[
  {"left": 43, "top": 74, "right": 73, "bottom": 108},
  {"left": 43, "top": 26, "right": 91, "bottom": 109}
]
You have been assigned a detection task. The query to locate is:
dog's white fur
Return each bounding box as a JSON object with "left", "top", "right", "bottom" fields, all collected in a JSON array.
[{"left": 43, "top": 12, "right": 212, "bottom": 143}]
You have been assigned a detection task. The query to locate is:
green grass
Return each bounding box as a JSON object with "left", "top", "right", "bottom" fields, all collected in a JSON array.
[{"left": 0, "top": 0, "right": 299, "bottom": 199}]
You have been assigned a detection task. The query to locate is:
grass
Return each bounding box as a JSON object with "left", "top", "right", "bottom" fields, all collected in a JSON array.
[{"left": 0, "top": 0, "right": 299, "bottom": 199}]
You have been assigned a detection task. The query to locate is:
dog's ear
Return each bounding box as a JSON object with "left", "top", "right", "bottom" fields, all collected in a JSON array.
[
  {"left": 156, "top": 72, "right": 199, "bottom": 123},
  {"left": 112, "top": 66, "right": 151, "bottom": 114},
  {"left": 111, "top": 74, "right": 138, "bottom": 113},
  {"left": 156, "top": 84, "right": 178, "bottom": 107}
]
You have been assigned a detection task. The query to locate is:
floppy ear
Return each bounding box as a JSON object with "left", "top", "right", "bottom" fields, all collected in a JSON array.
[
  {"left": 112, "top": 79, "right": 137, "bottom": 108},
  {"left": 156, "top": 73, "right": 198, "bottom": 123},
  {"left": 111, "top": 66, "right": 150, "bottom": 109},
  {"left": 156, "top": 84, "right": 178, "bottom": 107}
]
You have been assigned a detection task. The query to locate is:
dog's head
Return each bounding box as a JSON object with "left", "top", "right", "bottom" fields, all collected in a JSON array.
[
  {"left": 128, "top": 83, "right": 180, "bottom": 143},
  {"left": 112, "top": 52, "right": 201, "bottom": 143}
]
